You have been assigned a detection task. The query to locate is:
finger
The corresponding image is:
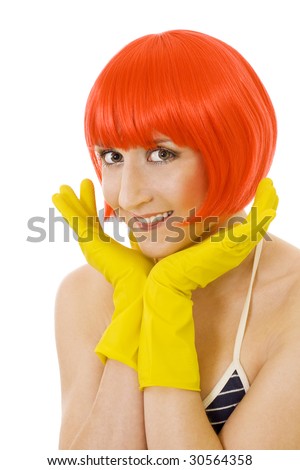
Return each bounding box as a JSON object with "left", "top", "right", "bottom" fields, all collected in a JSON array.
[
  {"left": 251, "top": 208, "right": 277, "bottom": 237},
  {"left": 59, "top": 184, "right": 89, "bottom": 219},
  {"left": 52, "top": 192, "right": 83, "bottom": 234},
  {"left": 252, "top": 178, "right": 276, "bottom": 211},
  {"left": 231, "top": 208, "right": 277, "bottom": 247},
  {"left": 246, "top": 179, "right": 278, "bottom": 227},
  {"left": 80, "top": 179, "right": 98, "bottom": 216},
  {"left": 252, "top": 178, "right": 273, "bottom": 202},
  {"left": 247, "top": 190, "right": 278, "bottom": 226}
]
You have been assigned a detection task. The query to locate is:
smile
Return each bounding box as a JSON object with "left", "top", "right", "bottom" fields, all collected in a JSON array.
[{"left": 131, "top": 211, "right": 173, "bottom": 230}]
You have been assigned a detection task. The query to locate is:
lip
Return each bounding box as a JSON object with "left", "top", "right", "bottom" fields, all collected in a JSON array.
[
  {"left": 130, "top": 211, "right": 173, "bottom": 231},
  {"left": 130, "top": 211, "right": 173, "bottom": 219}
]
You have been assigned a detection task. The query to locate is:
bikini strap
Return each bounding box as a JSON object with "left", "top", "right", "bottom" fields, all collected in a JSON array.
[{"left": 233, "top": 240, "right": 263, "bottom": 362}]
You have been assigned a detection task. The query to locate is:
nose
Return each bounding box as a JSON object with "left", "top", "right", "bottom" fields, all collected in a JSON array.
[{"left": 118, "top": 158, "right": 153, "bottom": 212}]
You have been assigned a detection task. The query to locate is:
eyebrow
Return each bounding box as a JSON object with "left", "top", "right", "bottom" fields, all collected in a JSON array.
[
  {"left": 153, "top": 138, "right": 174, "bottom": 145},
  {"left": 94, "top": 140, "right": 175, "bottom": 152},
  {"left": 94, "top": 144, "right": 108, "bottom": 153}
]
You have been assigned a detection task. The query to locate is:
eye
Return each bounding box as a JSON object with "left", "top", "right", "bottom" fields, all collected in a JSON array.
[
  {"left": 96, "top": 149, "right": 124, "bottom": 166},
  {"left": 148, "top": 147, "right": 177, "bottom": 164}
]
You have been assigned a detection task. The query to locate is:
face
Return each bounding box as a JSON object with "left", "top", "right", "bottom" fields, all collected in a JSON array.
[{"left": 95, "top": 135, "right": 209, "bottom": 259}]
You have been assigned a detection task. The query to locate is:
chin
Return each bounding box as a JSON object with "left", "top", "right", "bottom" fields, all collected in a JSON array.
[{"left": 137, "top": 239, "right": 195, "bottom": 260}]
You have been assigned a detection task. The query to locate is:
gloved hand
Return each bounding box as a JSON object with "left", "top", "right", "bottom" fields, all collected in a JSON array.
[
  {"left": 138, "top": 178, "right": 278, "bottom": 390},
  {"left": 52, "top": 179, "right": 154, "bottom": 370}
]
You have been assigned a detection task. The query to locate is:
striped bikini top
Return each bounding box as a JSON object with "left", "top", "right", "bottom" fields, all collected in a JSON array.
[{"left": 203, "top": 241, "right": 263, "bottom": 434}]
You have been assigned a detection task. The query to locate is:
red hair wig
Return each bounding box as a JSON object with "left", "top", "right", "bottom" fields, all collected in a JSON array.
[{"left": 84, "top": 30, "right": 277, "bottom": 219}]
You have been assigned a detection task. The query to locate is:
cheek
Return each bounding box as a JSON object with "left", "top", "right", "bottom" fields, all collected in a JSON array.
[
  {"left": 102, "top": 176, "right": 119, "bottom": 208},
  {"left": 165, "top": 164, "right": 208, "bottom": 213}
]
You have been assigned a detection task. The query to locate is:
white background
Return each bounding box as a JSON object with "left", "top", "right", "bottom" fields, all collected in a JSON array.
[{"left": 0, "top": 0, "right": 299, "bottom": 465}]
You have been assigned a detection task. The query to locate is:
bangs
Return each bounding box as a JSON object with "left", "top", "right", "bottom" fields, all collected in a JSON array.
[{"left": 84, "top": 32, "right": 210, "bottom": 151}]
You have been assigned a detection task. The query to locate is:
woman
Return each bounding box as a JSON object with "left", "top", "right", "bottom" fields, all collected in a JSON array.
[{"left": 53, "top": 30, "right": 300, "bottom": 449}]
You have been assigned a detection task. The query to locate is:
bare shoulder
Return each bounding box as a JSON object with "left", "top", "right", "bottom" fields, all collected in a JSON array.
[
  {"left": 54, "top": 264, "right": 115, "bottom": 448},
  {"left": 260, "top": 235, "right": 300, "bottom": 296},
  {"left": 221, "top": 237, "right": 300, "bottom": 449},
  {"left": 55, "top": 263, "right": 114, "bottom": 339},
  {"left": 262, "top": 232, "right": 300, "bottom": 265},
  {"left": 55, "top": 264, "right": 114, "bottom": 375},
  {"left": 259, "top": 235, "right": 300, "bottom": 348}
]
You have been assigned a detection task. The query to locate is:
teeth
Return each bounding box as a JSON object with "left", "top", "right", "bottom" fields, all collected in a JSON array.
[{"left": 136, "top": 211, "right": 172, "bottom": 224}]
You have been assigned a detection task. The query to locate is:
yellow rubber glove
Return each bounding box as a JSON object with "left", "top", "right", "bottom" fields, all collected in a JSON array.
[
  {"left": 52, "top": 179, "right": 153, "bottom": 370},
  {"left": 138, "top": 178, "right": 278, "bottom": 390}
]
